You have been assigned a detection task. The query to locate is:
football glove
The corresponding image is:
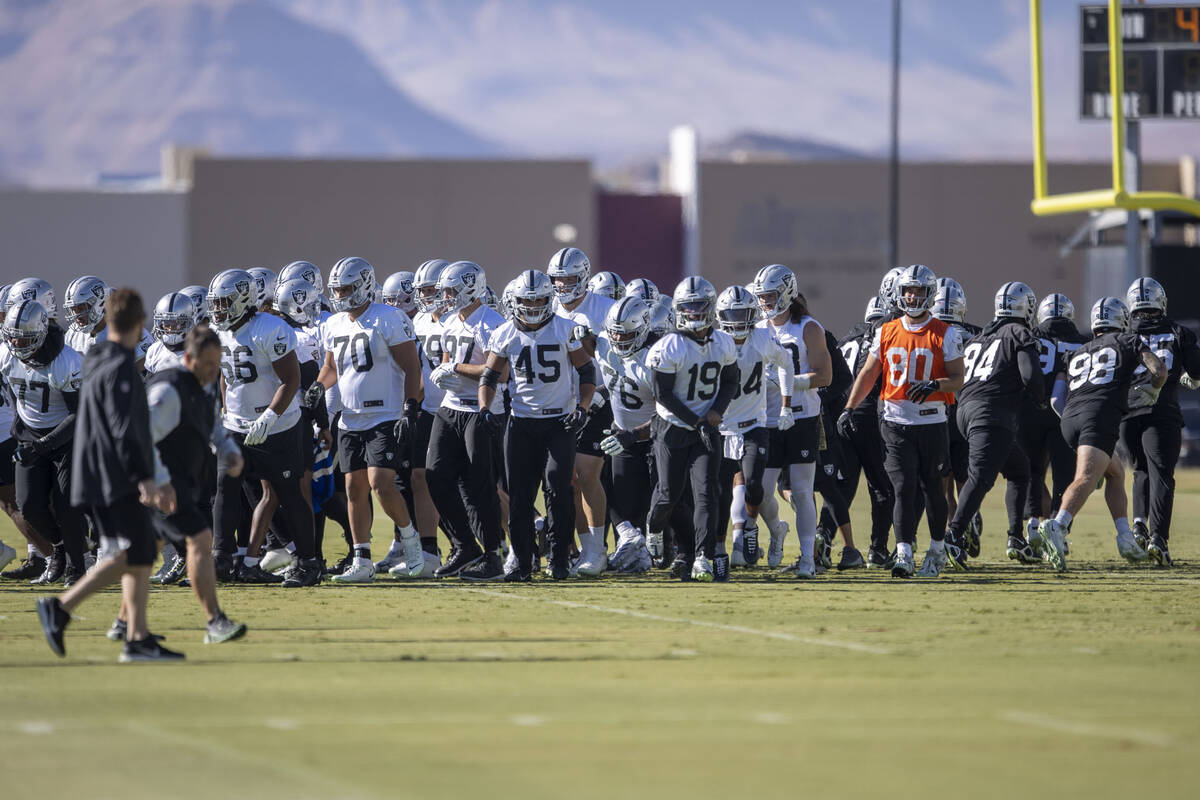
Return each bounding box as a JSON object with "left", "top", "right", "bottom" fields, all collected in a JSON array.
[
  {"left": 600, "top": 428, "right": 638, "bottom": 456},
  {"left": 430, "top": 363, "right": 462, "bottom": 391},
  {"left": 697, "top": 421, "right": 721, "bottom": 454},
  {"left": 590, "top": 389, "right": 607, "bottom": 411},
  {"left": 243, "top": 408, "right": 279, "bottom": 446},
  {"left": 906, "top": 379, "right": 940, "bottom": 403},
  {"left": 777, "top": 406, "right": 795, "bottom": 431},
  {"left": 480, "top": 409, "right": 505, "bottom": 435},
  {"left": 1128, "top": 383, "right": 1161, "bottom": 410},
  {"left": 836, "top": 409, "right": 857, "bottom": 439},
  {"left": 570, "top": 324, "right": 593, "bottom": 343},
  {"left": 1181, "top": 373, "right": 1200, "bottom": 391},
  {"left": 563, "top": 405, "right": 588, "bottom": 434},
  {"left": 394, "top": 398, "right": 421, "bottom": 461},
  {"left": 14, "top": 439, "right": 45, "bottom": 464},
  {"left": 301, "top": 382, "right": 324, "bottom": 409}
]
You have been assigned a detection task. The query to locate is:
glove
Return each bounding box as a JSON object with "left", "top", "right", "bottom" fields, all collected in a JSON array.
[
  {"left": 1128, "top": 384, "right": 1161, "bottom": 410},
  {"left": 394, "top": 398, "right": 421, "bottom": 458},
  {"left": 430, "top": 363, "right": 462, "bottom": 391},
  {"left": 777, "top": 407, "right": 795, "bottom": 432},
  {"left": 480, "top": 409, "right": 505, "bottom": 435},
  {"left": 563, "top": 405, "right": 588, "bottom": 434},
  {"left": 836, "top": 409, "right": 857, "bottom": 439},
  {"left": 302, "top": 382, "right": 325, "bottom": 409},
  {"left": 14, "top": 439, "right": 44, "bottom": 464},
  {"left": 600, "top": 428, "right": 638, "bottom": 456},
  {"left": 243, "top": 408, "right": 279, "bottom": 446},
  {"left": 590, "top": 389, "right": 607, "bottom": 411},
  {"left": 906, "top": 379, "right": 940, "bottom": 403},
  {"left": 697, "top": 421, "right": 721, "bottom": 454},
  {"left": 1181, "top": 373, "right": 1200, "bottom": 391},
  {"left": 570, "top": 324, "right": 593, "bottom": 343}
]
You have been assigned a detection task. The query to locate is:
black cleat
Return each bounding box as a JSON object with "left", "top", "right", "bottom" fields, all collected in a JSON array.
[
  {"left": 31, "top": 546, "right": 65, "bottom": 585},
  {"left": 2, "top": 554, "right": 46, "bottom": 580},
  {"left": 1147, "top": 536, "right": 1172, "bottom": 567},
  {"left": 325, "top": 551, "right": 354, "bottom": 576},
  {"left": 158, "top": 555, "right": 188, "bottom": 585},
  {"left": 61, "top": 564, "right": 85, "bottom": 587},
  {"left": 836, "top": 546, "right": 865, "bottom": 570},
  {"left": 1006, "top": 535, "right": 1040, "bottom": 564},
  {"left": 741, "top": 523, "right": 760, "bottom": 566},
  {"left": 814, "top": 527, "right": 833, "bottom": 569},
  {"left": 459, "top": 552, "right": 505, "bottom": 582},
  {"left": 236, "top": 562, "right": 284, "bottom": 584},
  {"left": 1132, "top": 520, "right": 1150, "bottom": 552},
  {"left": 546, "top": 559, "right": 570, "bottom": 580},
  {"left": 963, "top": 523, "right": 981, "bottom": 559},
  {"left": 435, "top": 547, "right": 483, "bottom": 578},
  {"left": 36, "top": 596, "right": 70, "bottom": 657},
  {"left": 713, "top": 553, "right": 730, "bottom": 582},
  {"left": 503, "top": 569, "right": 532, "bottom": 583},
  {"left": 944, "top": 540, "right": 969, "bottom": 571},
  {"left": 280, "top": 558, "right": 322, "bottom": 587},
  {"left": 213, "top": 554, "right": 238, "bottom": 582},
  {"left": 866, "top": 546, "right": 893, "bottom": 569},
  {"left": 119, "top": 637, "right": 185, "bottom": 663},
  {"left": 668, "top": 554, "right": 690, "bottom": 580}
]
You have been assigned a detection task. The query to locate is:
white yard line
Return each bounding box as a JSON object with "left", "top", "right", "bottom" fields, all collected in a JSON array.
[
  {"left": 998, "top": 710, "right": 1172, "bottom": 748},
  {"left": 459, "top": 587, "right": 891, "bottom": 655}
]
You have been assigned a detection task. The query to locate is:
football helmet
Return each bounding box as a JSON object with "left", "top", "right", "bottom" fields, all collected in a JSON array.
[
  {"left": 7, "top": 277, "right": 56, "bottom": 318},
  {"left": 276, "top": 279, "right": 321, "bottom": 327},
  {"left": 605, "top": 295, "right": 652, "bottom": 356},
  {"left": 547, "top": 247, "right": 591, "bottom": 304},
  {"left": 1037, "top": 293, "right": 1075, "bottom": 324},
  {"left": 481, "top": 285, "right": 500, "bottom": 313},
  {"left": 879, "top": 267, "right": 905, "bottom": 310},
  {"left": 935, "top": 276, "right": 964, "bottom": 297},
  {"left": 247, "top": 267, "right": 277, "bottom": 308},
  {"left": 649, "top": 296, "right": 675, "bottom": 334},
  {"left": 381, "top": 271, "right": 416, "bottom": 312},
  {"left": 328, "top": 257, "right": 376, "bottom": 313},
  {"left": 278, "top": 260, "right": 323, "bottom": 296},
  {"left": 750, "top": 264, "right": 796, "bottom": 320},
  {"left": 180, "top": 285, "right": 209, "bottom": 323},
  {"left": 624, "top": 278, "right": 660, "bottom": 304},
  {"left": 894, "top": 264, "right": 938, "bottom": 317},
  {"left": 1091, "top": 296, "right": 1130, "bottom": 334},
  {"left": 2, "top": 299, "right": 49, "bottom": 361},
  {"left": 438, "top": 261, "right": 486, "bottom": 315},
  {"left": 586, "top": 271, "right": 625, "bottom": 300},
  {"left": 715, "top": 285, "right": 759, "bottom": 339},
  {"left": 994, "top": 281, "right": 1037, "bottom": 324},
  {"left": 864, "top": 295, "right": 888, "bottom": 324},
  {"left": 64, "top": 275, "right": 109, "bottom": 332},
  {"left": 932, "top": 286, "right": 967, "bottom": 325},
  {"left": 1127, "top": 277, "right": 1167, "bottom": 318},
  {"left": 413, "top": 259, "right": 451, "bottom": 313},
  {"left": 501, "top": 279, "right": 519, "bottom": 320},
  {"left": 153, "top": 292, "right": 196, "bottom": 346},
  {"left": 0, "top": 284, "right": 10, "bottom": 322},
  {"left": 510, "top": 270, "right": 556, "bottom": 328},
  {"left": 207, "top": 269, "right": 255, "bottom": 331},
  {"left": 672, "top": 276, "right": 717, "bottom": 336}
]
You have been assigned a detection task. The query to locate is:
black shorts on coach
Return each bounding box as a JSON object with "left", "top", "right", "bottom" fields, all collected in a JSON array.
[
  {"left": 338, "top": 420, "right": 401, "bottom": 472},
  {"left": 92, "top": 493, "right": 157, "bottom": 567}
]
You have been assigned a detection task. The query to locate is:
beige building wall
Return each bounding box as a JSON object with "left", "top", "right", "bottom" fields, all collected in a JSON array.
[
  {"left": 186, "top": 158, "right": 596, "bottom": 292},
  {"left": 0, "top": 189, "right": 187, "bottom": 322},
  {"left": 699, "top": 161, "right": 1180, "bottom": 335}
]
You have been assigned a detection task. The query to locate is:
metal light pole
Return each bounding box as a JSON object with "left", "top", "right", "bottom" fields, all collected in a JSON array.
[{"left": 887, "top": 0, "right": 901, "bottom": 269}]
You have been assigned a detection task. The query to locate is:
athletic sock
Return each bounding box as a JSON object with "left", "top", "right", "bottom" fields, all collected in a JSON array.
[
  {"left": 235, "top": 546, "right": 247, "bottom": 558},
  {"left": 1115, "top": 517, "right": 1132, "bottom": 537},
  {"left": 897, "top": 542, "right": 913, "bottom": 559},
  {"left": 354, "top": 544, "right": 371, "bottom": 561},
  {"left": 588, "top": 526, "right": 605, "bottom": 553},
  {"left": 285, "top": 542, "right": 296, "bottom": 554},
  {"left": 397, "top": 523, "right": 417, "bottom": 541},
  {"left": 1133, "top": 517, "right": 1146, "bottom": 528},
  {"left": 243, "top": 556, "right": 260, "bottom": 568},
  {"left": 930, "top": 539, "right": 945, "bottom": 555},
  {"left": 1054, "top": 509, "right": 1073, "bottom": 528},
  {"left": 731, "top": 485, "right": 747, "bottom": 526}
]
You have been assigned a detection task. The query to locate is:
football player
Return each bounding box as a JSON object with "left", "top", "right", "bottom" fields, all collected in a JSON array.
[
  {"left": 838, "top": 264, "right": 965, "bottom": 578},
  {"left": 586, "top": 271, "right": 625, "bottom": 301},
  {"left": 812, "top": 320, "right": 860, "bottom": 571},
  {"left": 145, "top": 292, "right": 197, "bottom": 375},
  {"left": 931, "top": 285, "right": 981, "bottom": 543},
  {"left": 180, "top": 285, "right": 211, "bottom": 326},
  {"left": 382, "top": 271, "right": 417, "bottom": 316},
  {"left": 1042, "top": 297, "right": 1166, "bottom": 570},
  {"left": 246, "top": 267, "right": 278, "bottom": 313},
  {"left": 63, "top": 275, "right": 152, "bottom": 368}
]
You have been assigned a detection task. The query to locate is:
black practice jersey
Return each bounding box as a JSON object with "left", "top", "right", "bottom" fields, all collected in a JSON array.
[
  {"left": 839, "top": 321, "right": 879, "bottom": 415},
  {"left": 958, "top": 319, "right": 1040, "bottom": 425},
  {"left": 1126, "top": 317, "right": 1200, "bottom": 425},
  {"left": 1061, "top": 332, "right": 1148, "bottom": 420},
  {"left": 820, "top": 329, "right": 853, "bottom": 409},
  {"left": 1033, "top": 319, "right": 1090, "bottom": 379}
]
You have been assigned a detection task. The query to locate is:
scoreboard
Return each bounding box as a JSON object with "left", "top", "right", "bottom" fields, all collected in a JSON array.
[{"left": 1080, "top": 4, "right": 1200, "bottom": 119}]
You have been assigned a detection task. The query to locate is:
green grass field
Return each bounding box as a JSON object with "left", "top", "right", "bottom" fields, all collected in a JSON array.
[{"left": 2, "top": 470, "right": 1199, "bottom": 800}]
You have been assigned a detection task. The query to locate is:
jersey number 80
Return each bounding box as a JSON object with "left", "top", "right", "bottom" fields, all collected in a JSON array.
[{"left": 884, "top": 347, "right": 934, "bottom": 388}]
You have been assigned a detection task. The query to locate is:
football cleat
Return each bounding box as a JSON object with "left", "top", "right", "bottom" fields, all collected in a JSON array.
[
  {"left": 280, "top": 558, "right": 323, "bottom": 587},
  {"left": 434, "top": 547, "right": 483, "bottom": 578},
  {"left": 1006, "top": 536, "right": 1040, "bottom": 564},
  {"left": 647, "top": 531, "right": 665, "bottom": 567},
  {"left": 963, "top": 521, "right": 981, "bottom": 559},
  {"left": 866, "top": 546, "right": 892, "bottom": 569},
  {"left": 1026, "top": 519, "right": 1045, "bottom": 558},
  {"left": 944, "top": 532, "right": 969, "bottom": 569},
  {"left": 459, "top": 552, "right": 505, "bottom": 582},
  {"left": 544, "top": 559, "right": 571, "bottom": 580},
  {"left": 741, "top": 522, "right": 760, "bottom": 565},
  {"left": 836, "top": 546, "right": 865, "bottom": 570},
  {"left": 813, "top": 528, "right": 833, "bottom": 569},
  {"left": 669, "top": 554, "right": 690, "bottom": 579},
  {"left": 35, "top": 597, "right": 70, "bottom": 657},
  {"left": 2, "top": 553, "right": 46, "bottom": 580},
  {"left": 503, "top": 569, "right": 532, "bottom": 583},
  {"left": 154, "top": 555, "right": 188, "bottom": 585},
  {"left": 609, "top": 527, "right": 644, "bottom": 572},
  {"left": 1116, "top": 530, "right": 1150, "bottom": 563},
  {"left": 1, "top": 540, "right": 22, "bottom": 572},
  {"left": 572, "top": 549, "right": 607, "bottom": 577},
  {"left": 61, "top": 564, "right": 85, "bottom": 587},
  {"left": 373, "top": 546, "right": 407, "bottom": 573},
  {"left": 31, "top": 546, "right": 65, "bottom": 585},
  {"left": 730, "top": 545, "right": 746, "bottom": 568},
  {"left": 1147, "top": 536, "right": 1172, "bottom": 567},
  {"left": 213, "top": 553, "right": 239, "bottom": 581},
  {"left": 204, "top": 614, "right": 248, "bottom": 644},
  {"left": 1038, "top": 519, "right": 1068, "bottom": 572},
  {"left": 691, "top": 555, "right": 714, "bottom": 582},
  {"left": 259, "top": 547, "right": 295, "bottom": 574},
  {"left": 392, "top": 533, "right": 427, "bottom": 578},
  {"left": 767, "top": 521, "right": 788, "bottom": 568},
  {"left": 1132, "top": 520, "right": 1149, "bottom": 552},
  {"left": 713, "top": 553, "right": 730, "bottom": 582},
  {"left": 330, "top": 558, "right": 375, "bottom": 584},
  {"left": 917, "top": 547, "right": 947, "bottom": 577},
  {"left": 502, "top": 545, "right": 519, "bottom": 576},
  {"left": 795, "top": 559, "right": 816, "bottom": 579},
  {"left": 237, "top": 562, "right": 285, "bottom": 584},
  {"left": 389, "top": 551, "right": 441, "bottom": 579},
  {"left": 891, "top": 550, "right": 915, "bottom": 579},
  {"left": 119, "top": 638, "right": 186, "bottom": 663}
]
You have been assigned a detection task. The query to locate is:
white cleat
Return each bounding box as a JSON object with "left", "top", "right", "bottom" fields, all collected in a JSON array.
[
  {"left": 1038, "top": 519, "right": 1067, "bottom": 572},
  {"left": 0, "top": 541, "right": 16, "bottom": 572},
  {"left": 573, "top": 550, "right": 608, "bottom": 577},
  {"left": 503, "top": 545, "right": 519, "bottom": 576},
  {"left": 392, "top": 533, "right": 426, "bottom": 578},
  {"left": 1027, "top": 519, "right": 1045, "bottom": 559},
  {"left": 261, "top": 547, "right": 296, "bottom": 574},
  {"left": 795, "top": 558, "right": 816, "bottom": 579},
  {"left": 389, "top": 551, "right": 440, "bottom": 579},
  {"left": 331, "top": 557, "right": 375, "bottom": 583},
  {"left": 373, "top": 548, "right": 406, "bottom": 573},
  {"left": 691, "top": 555, "right": 714, "bottom": 582},
  {"left": 1116, "top": 531, "right": 1150, "bottom": 563},
  {"left": 767, "top": 521, "right": 788, "bottom": 568},
  {"left": 916, "top": 547, "right": 947, "bottom": 577},
  {"left": 730, "top": 545, "right": 747, "bottom": 567}
]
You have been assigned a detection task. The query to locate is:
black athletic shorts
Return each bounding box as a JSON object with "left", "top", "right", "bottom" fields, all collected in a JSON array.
[
  {"left": 236, "top": 420, "right": 306, "bottom": 483},
  {"left": 776, "top": 414, "right": 820, "bottom": 465},
  {"left": 412, "top": 410, "right": 435, "bottom": 470},
  {"left": 152, "top": 476, "right": 211, "bottom": 546},
  {"left": 576, "top": 401, "right": 612, "bottom": 457},
  {"left": 767, "top": 426, "right": 787, "bottom": 470},
  {"left": 338, "top": 420, "right": 401, "bottom": 472},
  {"left": 946, "top": 405, "right": 968, "bottom": 483},
  {"left": 0, "top": 438, "right": 14, "bottom": 486},
  {"left": 92, "top": 493, "right": 157, "bottom": 567},
  {"left": 1061, "top": 406, "right": 1121, "bottom": 457}
]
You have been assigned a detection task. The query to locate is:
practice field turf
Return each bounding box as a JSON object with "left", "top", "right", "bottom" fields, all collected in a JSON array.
[{"left": 2, "top": 472, "right": 1199, "bottom": 800}]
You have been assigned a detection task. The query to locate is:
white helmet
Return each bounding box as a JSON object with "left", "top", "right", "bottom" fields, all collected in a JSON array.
[
  {"left": 180, "top": 285, "right": 209, "bottom": 323},
  {"left": 328, "top": 257, "right": 376, "bottom": 313},
  {"left": 547, "top": 247, "right": 591, "bottom": 303},
  {"left": 3, "top": 299, "right": 50, "bottom": 361},
  {"left": 672, "top": 276, "right": 717, "bottom": 336},
  {"left": 382, "top": 271, "right": 416, "bottom": 313},
  {"left": 153, "top": 292, "right": 196, "bottom": 346},
  {"left": 501, "top": 278, "right": 519, "bottom": 320},
  {"left": 481, "top": 285, "right": 500, "bottom": 313},
  {"left": 879, "top": 267, "right": 905, "bottom": 310},
  {"left": 1091, "top": 296, "right": 1130, "bottom": 334},
  {"left": 8, "top": 277, "right": 56, "bottom": 318},
  {"left": 935, "top": 276, "right": 963, "bottom": 297},
  {"left": 64, "top": 275, "right": 109, "bottom": 332},
  {"left": 865, "top": 295, "right": 888, "bottom": 324},
  {"left": 932, "top": 286, "right": 967, "bottom": 325},
  {"left": 247, "top": 267, "right": 277, "bottom": 308},
  {"left": 750, "top": 264, "right": 796, "bottom": 320},
  {"left": 207, "top": 269, "right": 255, "bottom": 331},
  {"left": 624, "top": 278, "right": 660, "bottom": 305},
  {"left": 276, "top": 278, "right": 321, "bottom": 327},
  {"left": 715, "top": 285, "right": 759, "bottom": 339},
  {"left": 994, "top": 281, "right": 1036, "bottom": 324},
  {"left": 894, "top": 264, "right": 938, "bottom": 317},
  {"left": 1037, "top": 293, "right": 1075, "bottom": 324},
  {"left": 586, "top": 271, "right": 624, "bottom": 300},
  {"left": 438, "top": 261, "right": 486, "bottom": 315},
  {"left": 605, "top": 295, "right": 652, "bottom": 357},
  {"left": 413, "top": 259, "right": 451, "bottom": 313},
  {"left": 1127, "top": 277, "right": 1167, "bottom": 318},
  {"left": 649, "top": 296, "right": 675, "bottom": 334},
  {"left": 0, "top": 285, "right": 10, "bottom": 323},
  {"left": 278, "top": 261, "right": 323, "bottom": 296},
  {"left": 510, "top": 270, "right": 556, "bottom": 328}
]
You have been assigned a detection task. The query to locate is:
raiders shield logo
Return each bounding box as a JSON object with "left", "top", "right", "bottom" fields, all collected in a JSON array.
[
  {"left": 801, "top": 449, "right": 809, "bottom": 458},
  {"left": 274, "top": 341, "right": 287, "bottom": 356},
  {"left": 291, "top": 288, "right": 307, "bottom": 306},
  {"left": 823, "top": 464, "right": 835, "bottom": 476}
]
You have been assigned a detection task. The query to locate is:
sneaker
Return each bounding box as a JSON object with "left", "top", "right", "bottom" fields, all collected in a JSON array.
[
  {"left": 260, "top": 547, "right": 296, "bottom": 574},
  {"left": 119, "top": 638, "right": 186, "bottom": 663},
  {"left": 1006, "top": 536, "right": 1039, "bottom": 564},
  {"left": 1116, "top": 530, "right": 1150, "bottom": 563},
  {"left": 647, "top": 531, "right": 665, "bottom": 568},
  {"left": 30, "top": 545, "right": 65, "bottom": 585},
  {"left": 0, "top": 541, "right": 20, "bottom": 573},
  {"left": 204, "top": 613, "right": 248, "bottom": 644},
  {"left": 813, "top": 528, "right": 833, "bottom": 570},
  {"left": 61, "top": 564, "right": 85, "bottom": 587},
  {"left": 779, "top": 557, "right": 802, "bottom": 575},
  {"left": 917, "top": 546, "right": 947, "bottom": 577},
  {"left": 891, "top": 550, "right": 915, "bottom": 578},
  {"left": 2, "top": 554, "right": 46, "bottom": 580},
  {"left": 713, "top": 553, "right": 730, "bottom": 582},
  {"left": 1132, "top": 520, "right": 1150, "bottom": 552},
  {"left": 213, "top": 553, "right": 238, "bottom": 582},
  {"left": 836, "top": 546, "right": 865, "bottom": 570},
  {"left": 280, "top": 558, "right": 323, "bottom": 587},
  {"left": 434, "top": 547, "right": 483, "bottom": 578},
  {"left": 460, "top": 552, "right": 505, "bottom": 582},
  {"left": 668, "top": 554, "right": 690, "bottom": 580},
  {"left": 742, "top": 522, "right": 760, "bottom": 565},
  {"left": 1038, "top": 519, "right": 1067, "bottom": 572},
  {"left": 1147, "top": 536, "right": 1173, "bottom": 567},
  {"left": 35, "top": 596, "right": 70, "bottom": 657},
  {"left": 866, "top": 546, "right": 892, "bottom": 569},
  {"left": 970, "top": 511, "right": 983, "bottom": 545},
  {"left": 767, "top": 521, "right": 788, "bottom": 568},
  {"left": 691, "top": 555, "right": 714, "bottom": 582},
  {"left": 330, "top": 557, "right": 375, "bottom": 584},
  {"left": 573, "top": 549, "right": 607, "bottom": 577},
  {"left": 237, "top": 561, "right": 285, "bottom": 584}
]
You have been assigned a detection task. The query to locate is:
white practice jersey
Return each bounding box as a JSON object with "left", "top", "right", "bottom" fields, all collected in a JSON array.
[
  {"left": 66, "top": 325, "right": 151, "bottom": 361},
  {"left": 720, "top": 326, "right": 794, "bottom": 435},
  {"left": 489, "top": 316, "right": 582, "bottom": 418},
  {"left": 218, "top": 313, "right": 300, "bottom": 433},
  {"left": 294, "top": 325, "right": 323, "bottom": 366},
  {"left": 322, "top": 303, "right": 415, "bottom": 432},
  {"left": 413, "top": 311, "right": 447, "bottom": 414},
  {"left": 646, "top": 330, "right": 737, "bottom": 429},
  {"left": 555, "top": 292, "right": 614, "bottom": 381},
  {"left": 764, "top": 366, "right": 784, "bottom": 427},
  {"left": 440, "top": 305, "right": 505, "bottom": 414},
  {"left": 143, "top": 341, "right": 186, "bottom": 375},
  {"left": 595, "top": 334, "right": 657, "bottom": 431},
  {"left": 0, "top": 342, "right": 14, "bottom": 440},
  {"left": 0, "top": 342, "right": 82, "bottom": 431},
  {"left": 761, "top": 315, "right": 824, "bottom": 419}
]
